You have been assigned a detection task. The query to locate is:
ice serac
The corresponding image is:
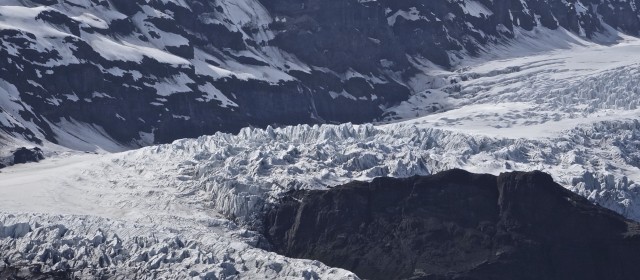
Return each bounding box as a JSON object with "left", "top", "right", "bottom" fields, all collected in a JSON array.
[
  {"left": 263, "top": 169, "right": 640, "bottom": 280},
  {"left": 1, "top": 0, "right": 640, "bottom": 149}
]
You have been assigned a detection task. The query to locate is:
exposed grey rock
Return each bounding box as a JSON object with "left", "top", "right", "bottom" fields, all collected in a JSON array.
[
  {"left": 0, "top": 147, "right": 44, "bottom": 169},
  {"left": 264, "top": 169, "right": 640, "bottom": 280}
]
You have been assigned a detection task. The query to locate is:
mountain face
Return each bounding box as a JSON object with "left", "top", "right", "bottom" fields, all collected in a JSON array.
[
  {"left": 264, "top": 169, "right": 640, "bottom": 280},
  {"left": 1, "top": 0, "right": 640, "bottom": 149}
]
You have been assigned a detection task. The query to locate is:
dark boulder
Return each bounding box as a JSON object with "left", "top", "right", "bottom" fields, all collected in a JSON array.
[
  {"left": 264, "top": 169, "right": 640, "bottom": 280},
  {"left": 12, "top": 147, "right": 45, "bottom": 165}
]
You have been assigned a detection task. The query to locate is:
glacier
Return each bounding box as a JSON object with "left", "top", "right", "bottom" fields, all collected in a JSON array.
[
  {"left": 4, "top": 118, "right": 640, "bottom": 277},
  {"left": 4, "top": 9, "right": 640, "bottom": 279}
]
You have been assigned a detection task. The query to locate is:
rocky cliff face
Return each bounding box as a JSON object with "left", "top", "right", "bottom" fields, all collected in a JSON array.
[
  {"left": 1, "top": 0, "right": 640, "bottom": 149},
  {"left": 264, "top": 169, "right": 640, "bottom": 280}
]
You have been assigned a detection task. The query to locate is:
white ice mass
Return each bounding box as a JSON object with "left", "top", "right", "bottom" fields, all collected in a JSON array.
[{"left": 4, "top": 6, "right": 640, "bottom": 279}]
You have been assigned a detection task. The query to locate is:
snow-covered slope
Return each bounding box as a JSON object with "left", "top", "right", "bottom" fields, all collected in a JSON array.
[{"left": 2, "top": 0, "right": 640, "bottom": 150}]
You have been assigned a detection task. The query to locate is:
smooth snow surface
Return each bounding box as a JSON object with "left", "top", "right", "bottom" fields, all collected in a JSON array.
[{"left": 5, "top": 30, "right": 640, "bottom": 279}]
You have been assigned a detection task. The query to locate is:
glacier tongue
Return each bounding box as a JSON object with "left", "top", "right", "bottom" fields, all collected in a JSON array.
[
  {"left": 95, "top": 119, "right": 640, "bottom": 224},
  {"left": 3, "top": 117, "right": 640, "bottom": 278}
]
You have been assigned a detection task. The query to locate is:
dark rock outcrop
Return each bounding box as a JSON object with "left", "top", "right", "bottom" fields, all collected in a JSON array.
[
  {"left": 0, "top": 147, "right": 45, "bottom": 169},
  {"left": 264, "top": 169, "right": 640, "bottom": 280},
  {"left": 12, "top": 147, "right": 44, "bottom": 165}
]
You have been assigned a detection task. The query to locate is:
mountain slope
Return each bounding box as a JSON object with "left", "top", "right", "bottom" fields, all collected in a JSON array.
[{"left": 1, "top": 0, "right": 640, "bottom": 150}]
